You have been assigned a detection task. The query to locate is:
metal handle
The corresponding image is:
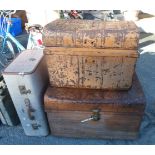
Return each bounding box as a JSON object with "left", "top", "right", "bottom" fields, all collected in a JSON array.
[
  {"left": 19, "top": 85, "right": 31, "bottom": 95},
  {"left": 24, "top": 98, "right": 35, "bottom": 120}
]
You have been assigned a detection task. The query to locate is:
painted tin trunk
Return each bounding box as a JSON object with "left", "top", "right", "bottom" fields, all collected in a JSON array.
[
  {"left": 3, "top": 50, "right": 49, "bottom": 136},
  {"left": 44, "top": 47, "right": 138, "bottom": 89},
  {"left": 43, "top": 19, "right": 139, "bottom": 49},
  {"left": 43, "top": 20, "right": 139, "bottom": 89},
  {"left": 44, "top": 74, "right": 146, "bottom": 139}
]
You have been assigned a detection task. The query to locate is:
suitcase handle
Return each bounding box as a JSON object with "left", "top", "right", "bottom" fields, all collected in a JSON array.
[{"left": 24, "top": 98, "right": 35, "bottom": 120}]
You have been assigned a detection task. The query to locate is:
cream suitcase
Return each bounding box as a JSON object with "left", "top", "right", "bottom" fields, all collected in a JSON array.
[{"left": 3, "top": 50, "right": 49, "bottom": 136}]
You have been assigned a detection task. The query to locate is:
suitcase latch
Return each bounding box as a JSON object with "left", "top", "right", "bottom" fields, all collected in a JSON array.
[
  {"left": 81, "top": 109, "right": 100, "bottom": 123},
  {"left": 31, "top": 123, "right": 41, "bottom": 130},
  {"left": 19, "top": 85, "right": 31, "bottom": 95}
]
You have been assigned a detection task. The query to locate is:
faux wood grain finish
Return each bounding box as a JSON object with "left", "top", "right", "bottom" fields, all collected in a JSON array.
[
  {"left": 47, "top": 111, "right": 141, "bottom": 139},
  {"left": 44, "top": 74, "right": 146, "bottom": 139},
  {"left": 44, "top": 74, "right": 145, "bottom": 113},
  {"left": 43, "top": 20, "right": 139, "bottom": 49}
]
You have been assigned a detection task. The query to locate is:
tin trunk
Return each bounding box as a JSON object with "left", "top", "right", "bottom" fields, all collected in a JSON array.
[{"left": 43, "top": 19, "right": 140, "bottom": 89}]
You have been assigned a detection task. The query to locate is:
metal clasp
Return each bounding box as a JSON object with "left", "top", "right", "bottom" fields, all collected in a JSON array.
[
  {"left": 91, "top": 109, "right": 100, "bottom": 121},
  {"left": 19, "top": 85, "right": 31, "bottom": 95},
  {"left": 81, "top": 109, "right": 100, "bottom": 123},
  {"left": 31, "top": 123, "right": 41, "bottom": 130}
]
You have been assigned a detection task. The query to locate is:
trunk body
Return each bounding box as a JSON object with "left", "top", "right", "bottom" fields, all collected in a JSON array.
[
  {"left": 43, "top": 20, "right": 139, "bottom": 90},
  {"left": 43, "top": 19, "right": 139, "bottom": 49},
  {"left": 44, "top": 74, "right": 146, "bottom": 139}
]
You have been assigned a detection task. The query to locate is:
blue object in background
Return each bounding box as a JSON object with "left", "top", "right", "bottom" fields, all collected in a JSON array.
[
  {"left": 9, "top": 18, "right": 22, "bottom": 36},
  {"left": 0, "top": 17, "right": 22, "bottom": 37}
]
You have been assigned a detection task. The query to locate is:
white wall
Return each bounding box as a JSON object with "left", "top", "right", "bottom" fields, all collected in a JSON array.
[{"left": 25, "top": 10, "right": 60, "bottom": 26}]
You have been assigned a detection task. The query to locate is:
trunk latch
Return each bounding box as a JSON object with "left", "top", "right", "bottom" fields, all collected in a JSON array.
[
  {"left": 81, "top": 109, "right": 100, "bottom": 123},
  {"left": 91, "top": 109, "right": 100, "bottom": 121}
]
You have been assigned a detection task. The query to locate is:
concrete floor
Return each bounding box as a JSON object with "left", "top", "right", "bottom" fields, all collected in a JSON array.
[{"left": 0, "top": 30, "right": 155, "bottom": 145}]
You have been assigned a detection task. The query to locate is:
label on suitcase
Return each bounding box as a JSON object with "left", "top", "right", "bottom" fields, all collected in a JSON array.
[
  {"left": 44, "top": 74, "right": 146, "bottom": 139},
  {"left": 3, "top": 49, "right": 49, "bottom": 136}
]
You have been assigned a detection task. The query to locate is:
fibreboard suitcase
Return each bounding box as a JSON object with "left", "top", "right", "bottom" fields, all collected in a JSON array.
[
  {"left": 44, "top": 74, "right": 146, "bottom": 139},
  {"left": 43, "top": 19, "right": 140, "bottom": 90},
  {"left": 3, "top": 50, "right": 49, "bottom": 136},
  {"left": 0, "top": 75, "right": 19, "bottom": 126}
]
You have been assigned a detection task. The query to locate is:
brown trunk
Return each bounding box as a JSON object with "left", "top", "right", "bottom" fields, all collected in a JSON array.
[
  {"left": 47, "top": 111, "right": 141, "bottom": 139},
  {"left": 44, "top": 74, "right": 146, "bottom": 139}
]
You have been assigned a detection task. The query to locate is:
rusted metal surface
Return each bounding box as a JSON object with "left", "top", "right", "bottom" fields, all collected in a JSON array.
[
  {"left": 44, "top": 47, "right": 139, "bottom": 57},
  {"left": 45, "top": 49, "right": 137, "bottom": 89},
  {"left": 43, "top": 19, "right": 139, "bottom": 49},
  {"left": 44, "top": 74, "right": 146, "bottom": 139},
  {"left": 43, "top": 20, "right": 139, "bottom": 89}
]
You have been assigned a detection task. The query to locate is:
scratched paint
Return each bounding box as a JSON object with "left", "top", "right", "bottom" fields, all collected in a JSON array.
[
  {"left": 46, "top": 54, "right": 137, "bottom": 90},
  {"left": 43, "top": 20, "right": 139, "bottom": 89},
  {"left": 43, "top": 19, "right": 139, "bottom": 49}
]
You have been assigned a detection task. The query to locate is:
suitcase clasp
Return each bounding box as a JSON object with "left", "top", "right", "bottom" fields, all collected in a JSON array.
[{"left": 19, "top": 85, "right": 31, "bottom": 95}]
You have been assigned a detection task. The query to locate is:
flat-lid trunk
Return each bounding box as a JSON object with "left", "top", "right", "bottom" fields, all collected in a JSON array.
[{"left": 44, "top": 74, "right": 146, "bottom": 114}]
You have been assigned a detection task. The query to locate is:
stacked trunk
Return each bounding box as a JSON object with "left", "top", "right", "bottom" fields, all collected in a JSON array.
[{"left": 43, "top": 19, "right": 146, "bottom": 139}]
